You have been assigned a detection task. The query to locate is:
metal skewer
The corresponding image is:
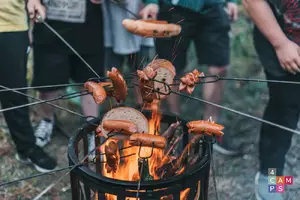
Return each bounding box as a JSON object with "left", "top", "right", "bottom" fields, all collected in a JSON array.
[
  {"left": 33, "top": 131, "right": 116, "bottom": 200},
  {"left": 36, "top": 16, "right": 102, "bottom": 79}
]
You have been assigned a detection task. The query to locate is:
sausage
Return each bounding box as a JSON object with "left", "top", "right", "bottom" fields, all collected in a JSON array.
[
  {"left": 107, "top": 67, "right": 128, "bottom": 102},
  {"left": 186, "top": 120, "right": 224, "bottom": 137},
  {"left": 179, "top": 69, "right": 204, "bottom": 95},
  {"left": 84, "top": 81, "right": 107, "bottom": 104},
  {"left": 129, "top": 133, "right": 167, "bottom": 149},
  {"left": 104, "top": 141, "right": 120, "bottom": 173},
  {"left": 122, "top": 19, "right": 181, "bottom": 38},
  {"left": 102, "top": 120, "right": 138, "bottom": 134},
  {"left": 161, "top": 121, "right": 181, "bottom": 141}
]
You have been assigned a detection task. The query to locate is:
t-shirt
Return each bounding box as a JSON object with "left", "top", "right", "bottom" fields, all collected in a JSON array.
[
  {"left": 33, "top": 0, "right": 103, "bottom": 55},
  {"left": 253, "top": 0, "right": 300, "bottom": 77},
  {"left": 0, "top": 0, "right": 28, "bottom": 32},
  {"left": 268, "top": 0, "right": 300, "bottom": 44}
]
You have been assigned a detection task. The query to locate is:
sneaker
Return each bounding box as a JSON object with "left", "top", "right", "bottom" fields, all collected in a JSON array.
[
  {"left": 15, "top": 146, "right": 57, "bottom": 173},
  {"left": 213, "top": 137, "right": 240, "bottom": 156},
  {"left": 88, "top": 132, "right": 96, "bottom": 161},
  {"left": 255, "top": 172, "right": 283, "bottom": 200},
  {"left": 34, "top": 118, "right": 55, "bottom": 147}
]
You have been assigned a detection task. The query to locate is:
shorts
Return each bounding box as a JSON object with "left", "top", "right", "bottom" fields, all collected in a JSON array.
[
  {"left": 155, "top": 3, "right": 231, "bottom": 75},
  {"left": 32, "top": 46, "right": 105, "bottom": 92}
]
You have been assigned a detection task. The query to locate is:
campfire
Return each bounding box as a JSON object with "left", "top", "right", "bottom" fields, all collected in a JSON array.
[{"left": 68, "top": 59, "right": 224, "bottom": 200}]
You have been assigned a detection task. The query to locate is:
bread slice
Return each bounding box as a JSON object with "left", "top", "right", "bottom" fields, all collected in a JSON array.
[
  {"left": 139, "top": 59, "right": 176, "bottom": 101},
  {"left": 147, "top": 59, "right": 176, "bottom": 77},
  {"left": 98, "top": 107, "right": 149, "bottom": 138}
]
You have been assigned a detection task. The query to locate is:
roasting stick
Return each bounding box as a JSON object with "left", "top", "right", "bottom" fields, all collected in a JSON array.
[
  {"left": 0, "top": 82, "right": 84, "bottom": 92},
  {"left": 0, "top": 85, "right": 100, "bottom": 127},
  {"left": 195, "top": 75, "right": 300, "bottom": 85},
  {"left": 0, "top": 162, "right": 94, "bottom": 187},
  {"left": 36, "top": 16, "right": 101, "bottom": 79},
  {"left": 135, "top": 142, "right": 155, "bottom": 199},
  {"left": 132, "top": 81, "right": 300, "bottom": 136},
  {"left": 33, "top": 131, "right": 115, "bottom": 200}
]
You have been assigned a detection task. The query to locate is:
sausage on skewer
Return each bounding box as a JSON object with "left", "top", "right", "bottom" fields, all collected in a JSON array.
[{"left": 129, "top": 133, "right": 167, "bottom": 149}]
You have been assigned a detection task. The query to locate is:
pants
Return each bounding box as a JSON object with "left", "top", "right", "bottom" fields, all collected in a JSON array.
[
  {"left": 0, "top": 31, "right": 36, "bottom": 154},
  {"left": 259, "top": 73, "right": 300, "bottom": 176}
]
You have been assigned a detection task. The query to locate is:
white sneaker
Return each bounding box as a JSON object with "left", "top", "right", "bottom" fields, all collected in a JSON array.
[
  {"left": 88, "top": 133, "right": 96, "bottom": 162},
  {"left": 34, "top": 119, "right": 54, "bottom": 147}
]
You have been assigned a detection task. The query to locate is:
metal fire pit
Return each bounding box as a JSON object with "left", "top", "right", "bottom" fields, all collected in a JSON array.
[{"left": 68, "top": 111, "right": 212, "bottom": 200}]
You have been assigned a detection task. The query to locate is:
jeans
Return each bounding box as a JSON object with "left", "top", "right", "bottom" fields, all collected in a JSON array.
[
  {"left": 259, "top": 72, "right": 300, "bottom": 176},
  {"left": 0, "top": 31, "right": 36, "bottom": 154}
]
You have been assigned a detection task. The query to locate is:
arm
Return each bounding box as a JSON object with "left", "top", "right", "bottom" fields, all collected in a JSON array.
[
  {"left": 243, "top": 0, "right": 300, "bottom": 74},
  {"left": 242, "top": 0, "right": 289, "bottom": 49}
]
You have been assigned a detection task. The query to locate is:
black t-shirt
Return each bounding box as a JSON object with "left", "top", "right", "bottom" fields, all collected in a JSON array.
[
  {"left": 253, "top": 0, "right": 300, "bottom": 77},
  {"left": 33, "top": 0, "right": 103, "bottom": 55}
]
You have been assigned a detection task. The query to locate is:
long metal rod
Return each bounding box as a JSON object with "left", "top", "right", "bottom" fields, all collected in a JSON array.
[
  {"left": 0, "top": 165, "right": 80, "bottom": 187},
  {"left": 32, "top": 132, "right": 114, "bottom": 200},
  {"left": 36, "top": 16, "right": 101, "bottom": 79},
  {"left": 0, "top": 83, "right": 84, "bottom": 93},
  {"left": 0, "top": 90, "right": 89, "bottom": 113},
  {"left": 196, "top": 75, "right": 300, "bottom": 85},
  {"left": 172, "top": 90, "right": 300, "bottom": 135},
  {"left": 0, "top": 85, "right": 85, "bottom": 118},
  {"left": 110, "top": 0, "right": 140, "bottom": 19}
]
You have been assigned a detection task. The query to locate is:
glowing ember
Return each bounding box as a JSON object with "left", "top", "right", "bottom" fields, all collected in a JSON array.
[{"left": 99, "top": 99, "right": 199, "bottom": 200}]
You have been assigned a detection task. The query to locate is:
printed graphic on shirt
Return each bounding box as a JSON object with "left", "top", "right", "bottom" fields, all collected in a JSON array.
[
  {"left": 42, "top": 0, "right": 86, "bottom": 23},
  {"left": 269, "top": 0, "right": 300, "bottom": 43}
]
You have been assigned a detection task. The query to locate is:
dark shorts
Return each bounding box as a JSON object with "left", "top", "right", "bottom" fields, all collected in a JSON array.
[
  {"left": 155, "top": 3, "right": 231, "bottom": 75},
  {"left": 32, "top": 46, "right": 105, "bottom": 92}
]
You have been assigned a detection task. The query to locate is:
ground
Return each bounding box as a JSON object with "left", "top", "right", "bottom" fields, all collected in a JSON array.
[{"left": 0, "top": 4, "right": 300, "bottom": 200}]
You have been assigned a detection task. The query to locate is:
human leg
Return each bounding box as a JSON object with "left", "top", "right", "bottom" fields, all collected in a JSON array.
[
  {"left": 32, "top": 46, "right": 71, "bottom": 147},
  {"left": 155, "top": 5, "right": 195, "bottom": 114},
  {"left": 71, "top": 51, "right": 105, "bottom": 159},
  {"left": 193, "top": 3, "right": 238, "bottom": 155},
  {"left": 255, "top": 73, "right": 300, "bottom": 200},
  {"left": 0, "top": 31, "right": 56, "bottom": 172}
]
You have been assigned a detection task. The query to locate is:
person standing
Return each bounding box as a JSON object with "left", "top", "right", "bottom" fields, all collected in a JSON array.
[
  {"left": 0, "top": 0, "right": 56, "bottom": 172},
  {"left": 31, "top": 0, "right": 105, "bottom": 148},
  {"left": 242, "top": 0, "right": 300, "bottom": 199},
  {"left": 102, "top": 0, "right": 155, "bottom": 108},
  {"left": 139, "top": 0, "right": 239, "bottom": 153}
]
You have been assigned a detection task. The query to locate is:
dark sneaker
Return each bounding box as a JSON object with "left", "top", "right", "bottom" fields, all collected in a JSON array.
[
  {"left": 15, "top": 146, "right": 57, "bottom": 173},
  {"left": 34, "top": 118, "right": 55, "bottom": 147},
  {"left": 213, "top": 137, "right": 240, "bottom": 156}
]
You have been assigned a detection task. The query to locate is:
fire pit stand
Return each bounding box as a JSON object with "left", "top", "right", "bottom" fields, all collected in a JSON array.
[{"left": 68, "top": 111, "right": 212, "bottom": 200}]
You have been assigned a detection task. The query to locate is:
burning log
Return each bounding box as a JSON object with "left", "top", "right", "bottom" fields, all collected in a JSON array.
[
  {"left": 160, "top": 134, "right": 203, "bottom": 178},
  {"left": 161, "top": 121, "right": 181, "bottom": 143}
]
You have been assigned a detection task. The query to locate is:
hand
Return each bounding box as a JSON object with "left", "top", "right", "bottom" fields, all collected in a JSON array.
[
  {"left": 27, "top": 0, "right": 46, "bottom": 22},
  {"left": 275, "top": 40, "right": 300, "bottom": 74},
  {"left": 226, "top": 2, "right": 239, "bottom": 22},
  {"left": 139, "top": 4, "right": 159, "bottom": 19}
]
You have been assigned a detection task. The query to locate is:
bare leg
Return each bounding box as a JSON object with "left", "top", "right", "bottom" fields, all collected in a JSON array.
[
  {"left": 166, "top": 83, "right": 180, "bottom": 115},
  {"left": 39, "top": 90, "right": 64, "bottom": 120},
  {"left": 202, "top": 66, "right": 228, "bottom": 121},
  {"left": 80, "top": 86, "right": 99, "bottom": 118}
]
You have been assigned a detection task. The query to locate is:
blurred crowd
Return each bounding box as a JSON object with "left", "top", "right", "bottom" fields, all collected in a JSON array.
[{"left": 1, "top": 0, "right": 300, "bottom": 200}]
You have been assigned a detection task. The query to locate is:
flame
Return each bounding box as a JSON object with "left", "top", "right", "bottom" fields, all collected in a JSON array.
[{"left": 100, "top": 100, "right": 198, "bottom": 200}]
